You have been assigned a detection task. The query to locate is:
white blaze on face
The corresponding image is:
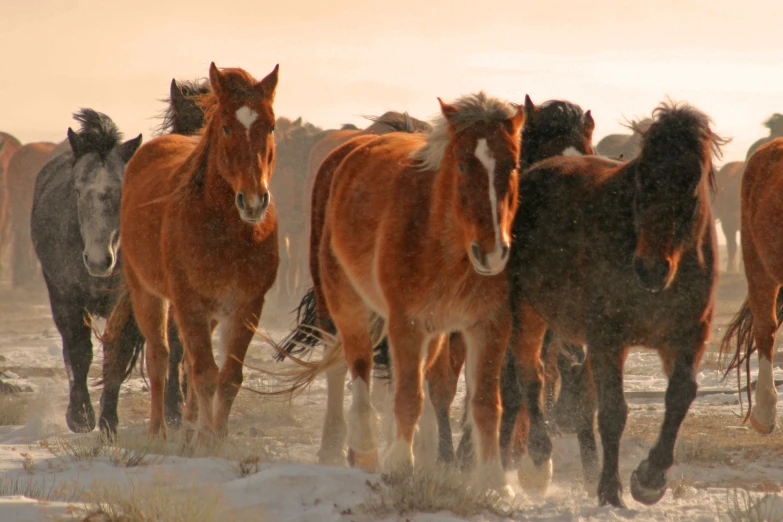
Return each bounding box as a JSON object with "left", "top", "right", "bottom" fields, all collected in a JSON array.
[
  {"left": 474, "top": 139, "right": 505, "bottom": 272},
  {"left": 235, "top": 106, "right": 258, "bottom": 138},
  {"left": 562, "top": 146, "right": 584, "bottom": 157}
]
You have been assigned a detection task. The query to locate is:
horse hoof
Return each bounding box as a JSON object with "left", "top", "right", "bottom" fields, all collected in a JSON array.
[
  {"left": 66, "top": 406, "right": 96, "bottom": 434},
  {"left": 347, "top": 448, "right": 379, "bottom": 473},
  {"left": 518, "top": 455, "right": 553, "bottom": 493},
  {"left": 98, "top": 417, "right": 118, "bottom": 440},
  {"left": 749, "top": 413, "right": 776, "bottom": 435},
  {"left": 630, "top": 460, "right": 667, "bottom": 506}
]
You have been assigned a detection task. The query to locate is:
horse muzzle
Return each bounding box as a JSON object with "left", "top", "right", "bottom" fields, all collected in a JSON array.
[
  {"left": 632, "top": 255, "right": 673, "bottom": 293},
  {"left": 236, "top": 190, "right": 270, "bottom": 224}
]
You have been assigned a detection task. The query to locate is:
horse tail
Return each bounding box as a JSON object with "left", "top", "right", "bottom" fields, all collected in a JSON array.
[
  {"left": 720, "top": 290, "right": 783, "bottom": 420},
  {"left": 256, "top": 312, "right": 386, "bottom": 398},
  {"left": 95, "top": 281, "right": 145, "bottom": 388},
  {"left": 275, "top": 286, "right": 321, "bottom": 362}
]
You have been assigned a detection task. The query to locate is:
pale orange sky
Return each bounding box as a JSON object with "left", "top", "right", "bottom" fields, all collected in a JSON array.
[{"left": 2, "top": 0, "right": 782, "bottom": 162}]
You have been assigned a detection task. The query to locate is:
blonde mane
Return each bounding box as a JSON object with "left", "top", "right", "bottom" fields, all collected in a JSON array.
[{"left": 411, "top": 92, "right": 518, "bottom": 172}]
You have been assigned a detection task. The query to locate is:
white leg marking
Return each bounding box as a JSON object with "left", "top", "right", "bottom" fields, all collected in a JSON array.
[
  {"left": 562, "top": 146, "right": 584, "bottom": 157},
  {"left": 413, "top": 381, "right": 439, "bottom": 467},
  {"left": 474, "top": 139, "right": 507, "bottom": 273},
  {"left": 346, "top": 377, "right": 378, "bottom": 455},
  {"left": 235, "top": 106, "right": 258, "bottom": 138},
  {"left": 753, "top": 355, "right": 778, "bottom": 429},
  {"left": 319, "top": 364, "right": 348, "bottom": 465}
]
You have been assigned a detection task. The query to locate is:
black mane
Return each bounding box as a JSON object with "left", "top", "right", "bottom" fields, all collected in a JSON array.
[
  {"left": 522, "top": 99, "right": 588, "bottom": 168},
  {"left": 364, "top": 111, "right": 432, "bottom": 133},
  {"left": 156, "top": 78, "right": 211, "bottom": 136},
  {"left": 764, "top": 113, "right": 783, "bottom": 136},
  {"left": 72, "top": 109, "right": 123, "bottom": 159}
]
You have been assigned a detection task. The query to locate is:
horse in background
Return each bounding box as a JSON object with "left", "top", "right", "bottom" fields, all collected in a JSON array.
[
  {"left": 746, "top": 113, "right": 783, "bottom": 160},
  {"left": 506, "top": 102, "right": 722, "bottom": 507},
  {"left": 107, "top": 63, "right": 280, "bottom": 442},
  {"left": 0, "top": 132, "right": 23, "bottom": 281},
  {"left": 156, "top": 78, "right": 211, "bottom": 136},
  {"left": 714, "top": 161, "right": 744, "bottom": 273},
  {"left": 594, "top": 117, "right": 652, "bottom": 160},
  {"left": 721, "top": 136, "right": 783, "bottom": 435},
  {"left": 3, "top": 141, "right": 69, "bottom": 289},
  {"left": 271, "top": 117, "right": 325, "bottom": 310},
  {"left": 31, "top": 109, "right": 143, "bottom": 433}
]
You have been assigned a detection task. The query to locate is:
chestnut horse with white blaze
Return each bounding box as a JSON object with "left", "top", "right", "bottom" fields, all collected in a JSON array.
[
  {"left": 303, "top": 93, "right": 524, "bottom": 492},
  {"left": 114, "top": 63, "right": 280, "bottom": 441},
  {"left": 721, "top": 137, "right": 783, "bottom": 435}
]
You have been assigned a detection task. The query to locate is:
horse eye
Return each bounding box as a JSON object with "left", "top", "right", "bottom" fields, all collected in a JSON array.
[
  {"left": 223, "top": 125, "right": 230, "bottom": 136},
  {"left": 269, "top": 125, "right": 276, "bottom": 134},
  {"left": 458, "top": 163, "right": 467, "bottom": 174}
]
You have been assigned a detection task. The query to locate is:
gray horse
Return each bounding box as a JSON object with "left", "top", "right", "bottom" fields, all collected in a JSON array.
[{"left": 31, "top": 109, "right": 142, "bottom": 433}]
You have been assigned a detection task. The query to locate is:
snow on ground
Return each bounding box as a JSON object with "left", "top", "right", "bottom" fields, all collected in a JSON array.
[{"left": 1, "top": 283, "right": 783, "bottom": 521}]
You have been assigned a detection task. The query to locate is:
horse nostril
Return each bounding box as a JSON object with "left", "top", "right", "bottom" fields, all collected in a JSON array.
[
  {"left": 83, "top": 253, "right": 89, "bottom": 266},
  {"left": 260, "top": 191, "right": 270, "bottom": 212},
  {"left": 470, "top": 242, "right": 481, "bottom": 263},
  {"left": 104, "top": 254, "right": 113, "bottom": 268},
  {"left": 501, "top": 244, "right": 510, "bottom": 259},
  {"left": 236, "top": 192, "right": 246, "bottom": 211}
]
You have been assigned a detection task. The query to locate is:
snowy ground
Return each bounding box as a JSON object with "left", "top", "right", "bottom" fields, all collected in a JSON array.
[{"left": 1, "top": 258, "right": 783, "bottom": 521}]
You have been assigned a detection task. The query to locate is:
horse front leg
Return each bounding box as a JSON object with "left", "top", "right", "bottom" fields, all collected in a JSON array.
[{"left": 630, "top": 331, "right": 704, "bottom": 505}]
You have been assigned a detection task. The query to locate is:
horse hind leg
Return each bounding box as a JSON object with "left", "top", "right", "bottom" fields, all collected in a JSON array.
[
  {"left": 747, "top": 277, "right": 780, "bottom": 434},
  {"left": 164, "top": 315, "right": 185, "bottom": 428},
  {"left": 126, "top": 272, "right": 172, "bottom": 440}
]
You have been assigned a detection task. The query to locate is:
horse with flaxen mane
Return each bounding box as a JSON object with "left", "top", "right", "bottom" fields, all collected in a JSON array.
[
  {"left": 104, "top": 63, "right": 280, "bottom": 442},
  {"left": 594, "top": 117, "right": 652, "bottom": 160},
  {"left": 720, "top": 136, "right": 783, "bottom": 436},
  {"left": 278, "top": 92, "right": 524, "bottom": 494},
  {"left": 714, "top": 161, "right": 743, "bottom": 273},
  {"left": 505, "top": 101, "right": 723, "bottom": 507},
  {"left": 31, "top": 109, "right": 143, "bottom": 433}
]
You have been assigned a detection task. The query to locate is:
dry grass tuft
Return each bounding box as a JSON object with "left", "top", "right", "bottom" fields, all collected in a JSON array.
[
  {"left": 0, "top": 393, "right": 30, "bottom": 425},
  {"left": 70, "top": 475, "right": 242, "bottom": 522},
  {"left": 724, "top": 490, "right": 783, "bottom": 522},
  {"left": 361, "top": 466, "right": 516, "bottom": 518},
  {"left": 0, "top": 474, "right": 82, "bottom": 502}
]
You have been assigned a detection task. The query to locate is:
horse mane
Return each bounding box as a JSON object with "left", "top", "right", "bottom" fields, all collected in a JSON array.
[
  {"left": 156, "top": 78, "right": 211, "bottom": 136},
  {"left": 411, "top": 92, "right": 518, "bottom": 171},
  {"left": 633, "top": 100, "right": 729, "bottom": 196},
  {"left": 763, "top": 113, "right": 783, "bottom": 136},
  {"left": 364, "top": 111, "right": 432, "bottom": 134},
  {"left": 340, "top": 123, "right": 360, "bottom": 131},
  {"left": 72, "top": 108, "right": 124, "bottom": 159},
  {"left": 523, "top": 100, "right": 587, "bottom": 154}
]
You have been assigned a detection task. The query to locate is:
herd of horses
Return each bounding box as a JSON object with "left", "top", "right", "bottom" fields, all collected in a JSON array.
[{"left": 2, "top": 62, "right": 783, "bottom": 510}]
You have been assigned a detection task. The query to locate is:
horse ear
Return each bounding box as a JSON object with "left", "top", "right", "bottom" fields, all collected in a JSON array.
[
  {"left": 118, "top": 134, "right": 143, "bottom": 164},
  {"left": 67, "top": 128, "right": 81, "bottom": 158},
  {"left": 170, "top": 79, "right": 187, "bottom": 108},
  {"left": 255, "top": 64, "right": 279, "bottom": 101},
  {"left": 584, "top": 110, "right": 595, "bottom": 132},
  {"left": 510, "top": 104, "right": 526, "bottom": 135},
  {"left": 208, "top": 62, "right": 226, "bottom": 98},
  {"left": 438, "top": 98, "right": 459, "bottom": 122},
  {"left": 524, "top": 94, "right": 538, "bottom": 119}
]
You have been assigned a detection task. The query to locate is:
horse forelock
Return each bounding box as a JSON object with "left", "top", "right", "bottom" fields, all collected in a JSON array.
[
  {"left": 72, "top": 109, "right": 123, "bottom": 159},
  {"left": 411, "top": 92, "right": 518, "bottom": 172}
]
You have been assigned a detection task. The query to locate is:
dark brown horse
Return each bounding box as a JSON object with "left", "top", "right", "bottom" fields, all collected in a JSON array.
[
  {"left": 721, "top": 137, "right": 783, "bottom": 435},
  {"left": 507, "top": 102, "right": 723, "bottom": 507},
  {"left": 714, "top": 161, "right": 744, "bottom": 273}
]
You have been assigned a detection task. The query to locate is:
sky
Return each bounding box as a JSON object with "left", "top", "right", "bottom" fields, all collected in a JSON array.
[{"left": 1, "top": 0, "right": 782, "bottom": 162}]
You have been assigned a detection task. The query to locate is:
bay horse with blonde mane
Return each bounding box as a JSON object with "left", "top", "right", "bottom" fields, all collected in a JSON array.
[
  {"left": 720, "top": 137, "right": 783, "bottom": 435},
  {"left": 290, "top": 92, "right": 524, "bottom": 493},
  {"left": 506, "top": 101, "right": 723, "bottom": 507},
  {"left": 109, "top": 63, "right": 280, "bottom": 441}
]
